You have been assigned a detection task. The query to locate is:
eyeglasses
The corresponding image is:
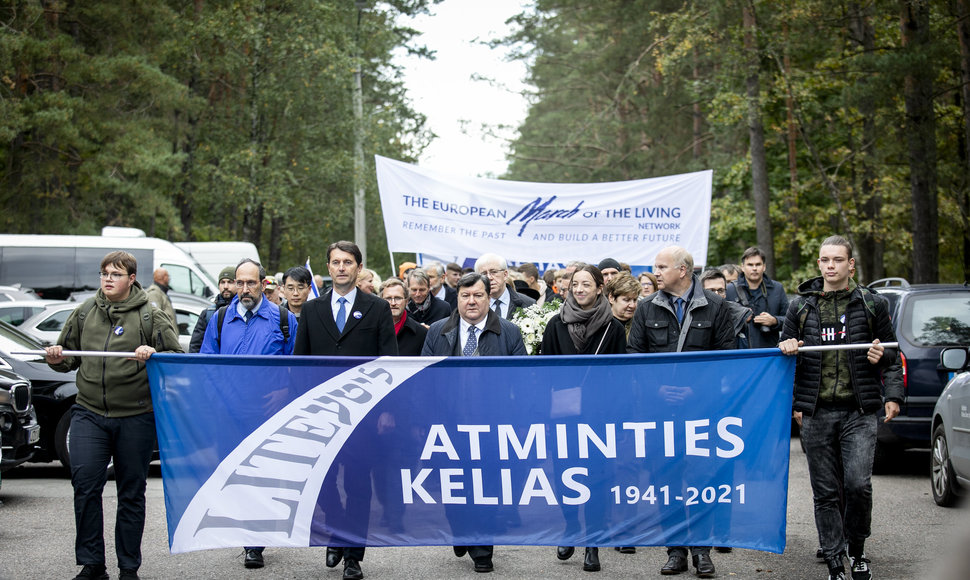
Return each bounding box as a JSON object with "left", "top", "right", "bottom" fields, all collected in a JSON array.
[
  {"left": 235, "top": 280, "right": 261, "bottom": 289},
  {"left": 384, "top": 296, "right": 406, "bottom": 303},
  {"left": 99, "top": 272, "right": 128, "bottom": 281},
  {"left": 482, "top": 269, "right": 506, "bottom": 277}
]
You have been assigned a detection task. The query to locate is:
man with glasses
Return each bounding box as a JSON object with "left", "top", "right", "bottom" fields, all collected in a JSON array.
[
  {"left": 45, "top": 251, "right": 182, "bottom": 580},
  {"left": 199, "top": 258, "right": 297, "bottom": 570},
  {"left": 474, "top": 253, "right": 535, "bottom": 321},
  {"left": 294, "top": 241, "right": 397, "bottom": 580},
  {"left": 380, "top": 277, "right": 427, "bottom": 355},
  {"left": 626, "top": 246, "right": 735, "bottom": 578},
  {"left": 281, "top": 266, "right": 313, "bottom": 319},
  {"left": 700, "top": 269, "right": 752, "bottom": 353}
]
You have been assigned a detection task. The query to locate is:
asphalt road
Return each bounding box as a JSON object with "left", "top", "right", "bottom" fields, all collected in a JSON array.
[{"left": 1, "top": 439, "right": 968, "bottom": 580}]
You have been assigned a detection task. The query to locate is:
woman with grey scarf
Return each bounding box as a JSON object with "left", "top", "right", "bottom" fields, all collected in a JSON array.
[{"left": 540, "top": 264, "right": 626, "bottom": 572}]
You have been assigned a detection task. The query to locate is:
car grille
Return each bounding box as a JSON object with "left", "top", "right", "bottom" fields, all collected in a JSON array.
[{"left": 9, "top": 381, "right": 31, "bottom": 413}]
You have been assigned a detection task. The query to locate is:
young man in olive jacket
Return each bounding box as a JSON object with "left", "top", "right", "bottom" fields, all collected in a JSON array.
[
  {"left": 779, "top": 236, "right": 902, "bottom": 580},
  {"left": 46, "top": 251, "right": 182, "bottom": 580}
]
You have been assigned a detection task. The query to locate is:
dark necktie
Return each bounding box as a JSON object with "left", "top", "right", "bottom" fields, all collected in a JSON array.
[
  {"left": 492, "top": 299, "right": 502, "bottom": 317},
  {"left": 336, "top": 297, "right": 347, "bottom": 332},
  {"left": 244, "top": 309, "right": 253, "bottom": 323},
  {"left": 463, "top": 326, "right": 478, "bottom": 356},
  {"left": 675, "top": 297, "right": 685, "bottom": 325}
]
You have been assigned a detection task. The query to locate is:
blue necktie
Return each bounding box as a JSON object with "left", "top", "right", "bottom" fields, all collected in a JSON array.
[
  {"left": 675, "top": 297, "right": 685, "bottom": 325},
  {"left": 336, "top": 297, "right": 347, "bottom": 333},
  {"left": 463, "top": 326, "right": 478, "bottom": 356}
]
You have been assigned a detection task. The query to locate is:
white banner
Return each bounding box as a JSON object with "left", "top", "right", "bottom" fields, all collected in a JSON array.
[{"left": 376, "top": 156, "right": 712, "bottom": 268}]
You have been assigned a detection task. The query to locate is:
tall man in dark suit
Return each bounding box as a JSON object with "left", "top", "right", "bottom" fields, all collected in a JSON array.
[
  {"left": 421, "top": 273, "right": 527, "bottom": 574},
  {"left": 294, "top": 241, "right": 397, "bottom": 580}
]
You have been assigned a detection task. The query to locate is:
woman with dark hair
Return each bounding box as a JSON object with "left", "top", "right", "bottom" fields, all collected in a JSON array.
[{"left": 540, "top": 264, "right": 626, "bottom": 572}]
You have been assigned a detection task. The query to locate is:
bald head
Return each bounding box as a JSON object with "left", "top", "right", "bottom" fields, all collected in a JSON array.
[
  {"left": 153, "top": 268, "right": 169, "bottom": 285},
  {"left": 654, "top": 246, "right": 693, "bottom": 296}
]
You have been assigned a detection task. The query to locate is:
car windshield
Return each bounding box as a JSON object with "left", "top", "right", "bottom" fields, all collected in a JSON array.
[
  {"left": 0, "top": 320, "right": 46, "bottom": 361},
  {"left": 902, "top": 293, "right": 970, "bottom": 347}
]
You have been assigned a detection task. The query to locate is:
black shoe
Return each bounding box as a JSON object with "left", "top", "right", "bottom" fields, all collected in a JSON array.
[
  {"left": 473, "top": 557, "right": 494, "bottom": 573},
  {"left": 454, "top": 546, "right": 468, "bottom": 558},
  {"left": 848, "top": 554, "right": 871, "bottom": 580},
  {"left": 583, "top": 547, "right": 600, "bottom": 572},
  {"left": 343, "top": 558, "right": 364, "bottom": 580},
  {"left": 816, "top": 547, "right": 825, "bottom": 560},
  {"left": 693, "top": 553, "right": 716, "bottom": 578},
  {"left": 715, "top": 546, "right": 733, "bottom": 553},
  {"left": 326, "top": 547, "right": 343, "bottom": 568},
  {"left": 244, "top": 548, "right": 264, "bottom": 569},
  {"left": 661, "top": 554, "right": 688, "bottom": 575},
  {"left": 557, "top": 546, "right": 575, "bottom": 560},
  {"left": 73, "top": 565, "right": 108, "bottom": 580},
  {"left": 615, "top": 546, "right": 636, "bottom": 554},
  {"left": 118, "top": 570, "right": 139, "bottom": 580}
]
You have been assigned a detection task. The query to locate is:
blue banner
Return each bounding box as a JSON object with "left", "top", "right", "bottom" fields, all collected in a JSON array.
[{"left": 146, "top": 350, "right": 794, "bottom": 554}]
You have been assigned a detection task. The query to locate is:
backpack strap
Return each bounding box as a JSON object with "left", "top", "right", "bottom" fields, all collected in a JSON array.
[
  {"left": 216, "top": 305, "right": 229, "bottom": 350},
  {"left": 730, "top": 281, "right": 751, "bottom": 308},
  {"left": 76, "top": 297, "right": 99, "bottom": 342},
  {"left": 278, "top": 303, "right": 290, "bottom": 342},
  {"left": 138, "top": 301, "right": 155, "bottom": 346}
]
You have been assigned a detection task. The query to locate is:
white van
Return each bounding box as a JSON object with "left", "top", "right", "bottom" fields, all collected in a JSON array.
[
  {"left": 0, "top": 234, "right": 218, "bottom": 300},
  {"left": 175, "top": 241, "right": 261, "bottom": 282}
]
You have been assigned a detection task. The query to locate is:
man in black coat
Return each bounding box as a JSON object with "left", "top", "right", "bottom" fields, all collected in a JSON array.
[
  {"left": 294, "top": 241, "right": 397, "bottom": 580},
  {"left": 379, "top": 277, "right": 427, "bottom": 356},
  {"left": 421, "top": 273, "right": 526, "bottom": 573},
  {"left": 779, "top": 235, "right": 901, "bottom": 580},
  {"left": 405, "top": 268, "right": 452, "bottom": 326},
  {"left": 626, "top": 246, "right": 734, "bottom": 579},
  {"left": 426, "top": 261, "right": 458, "bottom": 309}
]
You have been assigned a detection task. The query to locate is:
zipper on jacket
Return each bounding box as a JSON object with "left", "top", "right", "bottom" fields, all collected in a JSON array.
[{"left": 101, "top": 307, "right": 112, "bottom": 416}]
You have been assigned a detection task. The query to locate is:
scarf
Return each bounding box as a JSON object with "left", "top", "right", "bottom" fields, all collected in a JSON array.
[
  {"left": 560, "top": 293, "right": 614, "bottom": 352},
  {"left": 394, "top": 309, "right": 408, "bottom": 335}
]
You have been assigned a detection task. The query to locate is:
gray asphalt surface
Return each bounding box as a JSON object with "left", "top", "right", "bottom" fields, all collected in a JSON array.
[{"left": 1, "top": 438, "right": 968, "bottom": 579}]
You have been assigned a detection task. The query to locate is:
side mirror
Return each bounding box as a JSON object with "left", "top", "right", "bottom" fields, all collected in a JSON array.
[{"left": 940, "top": 347, "right": 969, "bottom": 371}]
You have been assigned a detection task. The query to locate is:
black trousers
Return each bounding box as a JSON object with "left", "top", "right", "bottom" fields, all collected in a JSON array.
[{"left": 69, "top": 405, "right": 155, "bottom": 571}]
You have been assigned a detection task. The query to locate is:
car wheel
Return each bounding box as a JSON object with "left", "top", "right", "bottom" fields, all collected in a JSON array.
[
  {"left": 54, "top": 410, "right": 115, "bottom": 478},
  {"left": 931, "top": 424, "right": 959, "bottom": 507}
]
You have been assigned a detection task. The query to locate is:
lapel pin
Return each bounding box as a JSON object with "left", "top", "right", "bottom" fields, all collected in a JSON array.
[{"left": 352, "top": 311, "right": 362, "bottom": 319}]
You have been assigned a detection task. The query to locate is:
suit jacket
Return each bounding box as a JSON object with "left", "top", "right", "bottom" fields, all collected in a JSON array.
[
  {"left": 502, "top": 284, "right": 536, "bottom": 320},
  {"left": 294, "top": 290, "right": 398, "bottom": 356},
  {"left": 435, "top": 284, "right": 458, "bottom": 309},
  {"left": 396, "top": 314, "right": 428, "bottom": 356},
  {"left": 421, "top": 310, "right": 527, "bottom": 356}
]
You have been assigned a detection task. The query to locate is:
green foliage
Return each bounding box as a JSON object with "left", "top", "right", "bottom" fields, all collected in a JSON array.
[
  {"left": 500, "top": 0, "right": 968, "bottom": 284},
  {"left": 0, "top": 0, "right": 436, "bottom": 278}
]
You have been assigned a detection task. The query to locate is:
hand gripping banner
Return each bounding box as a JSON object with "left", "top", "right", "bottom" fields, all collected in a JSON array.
[{"left": 146, "top": 350, "right": 794, "bottom": 554}]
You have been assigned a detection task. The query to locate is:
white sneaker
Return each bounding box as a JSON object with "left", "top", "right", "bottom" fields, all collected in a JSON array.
[{"left": 849, "top": 554, "right": 872, "bottom": 580}]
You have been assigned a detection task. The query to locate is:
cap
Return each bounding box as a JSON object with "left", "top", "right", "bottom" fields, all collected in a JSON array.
[
  {"left": 398, "top": 261, "right": 418, "bottom": 279},
  {"left": 597, "top": 258, "right": 621, "bottom": 272},
  {"left": 263, "top": 276, "right": 278, "bottom": 289},
  {"left": 218, "top": 266, "right": 235, "bottom": 282}
]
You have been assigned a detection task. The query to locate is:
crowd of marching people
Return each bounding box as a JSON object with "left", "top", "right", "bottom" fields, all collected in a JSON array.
[{"left": 45, "top": 236, "right": 900, "bottom": 580}]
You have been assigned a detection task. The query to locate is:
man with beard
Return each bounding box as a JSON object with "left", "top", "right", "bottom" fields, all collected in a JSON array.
[
  {"left": 199, "top": 259, "right": 298, "bottom": 570},
  {"left": 189, "top": 266, "right": 236, "bottom": 353}
]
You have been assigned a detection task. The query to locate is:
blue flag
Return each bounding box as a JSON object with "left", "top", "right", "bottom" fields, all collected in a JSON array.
[{"left": 146, "top": 350, "right": 794, "bottom": 554}]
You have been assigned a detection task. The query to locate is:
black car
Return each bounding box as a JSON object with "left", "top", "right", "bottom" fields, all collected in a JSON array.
[
  {"left": 0, "top": 366, "right": 40, "bottom": 472},
  {"left": 0, "top": 320, "right": 78, "bottom": 468},
  {"left": 868, "top": 279, "right": 970, "bottom": 464}
]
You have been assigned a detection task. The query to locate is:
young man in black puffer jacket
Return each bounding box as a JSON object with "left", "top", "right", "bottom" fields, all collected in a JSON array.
[{"left": 779, "top": 235, "right": 903, "bottom": 580}]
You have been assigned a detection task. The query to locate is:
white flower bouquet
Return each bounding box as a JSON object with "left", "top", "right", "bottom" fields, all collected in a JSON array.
[{"left": 511, "top": 300, "right": 561, "bottom": 355}]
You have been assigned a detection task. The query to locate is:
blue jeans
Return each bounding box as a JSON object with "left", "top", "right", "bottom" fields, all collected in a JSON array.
[
  {"left": 70, "top": 405, "right": 155, "bottom": 571},
  {"left": 801, "top": 407, "right": 877, "bottom": 560}
]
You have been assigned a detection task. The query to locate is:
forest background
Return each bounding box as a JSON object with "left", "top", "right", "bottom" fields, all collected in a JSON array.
[{"left": 1, "top": 0, "right": 966, "bottom": 290}]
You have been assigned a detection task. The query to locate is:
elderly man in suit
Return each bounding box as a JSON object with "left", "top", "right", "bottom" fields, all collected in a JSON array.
[
  {"left": 474, "top": 253, "right": 536, "bottom": 321},
  {"left": 421, "top": 272, "right": 526, "bottom": 573},
  {"left": 294, "top": 240, "right": 397, "bottom": 580}
]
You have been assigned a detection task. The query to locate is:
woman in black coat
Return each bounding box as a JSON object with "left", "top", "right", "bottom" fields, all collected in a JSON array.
[{"left": 541, "top": 264, "right": 626, "bottom": 572}]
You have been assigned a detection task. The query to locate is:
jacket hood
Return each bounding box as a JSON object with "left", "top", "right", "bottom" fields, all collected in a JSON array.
[{"left": 95, "top": 281, "right": 148, "bottom": 312}]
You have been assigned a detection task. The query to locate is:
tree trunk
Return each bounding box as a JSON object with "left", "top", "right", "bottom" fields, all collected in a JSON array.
[
  {"left": 901, "top": 0, "right": 938, "bottom": 283},
  {"left": 956, "top": 0, "right": 970, "bottom": 281},
  {"left": 783, "top": 12, "right": 800, "bottom": 273},
  {"left": 743, "top": 2, "right": 775, "bottom": 275},
  {"left": 268, "top": 215, "right": 282, "bottom": 272}
]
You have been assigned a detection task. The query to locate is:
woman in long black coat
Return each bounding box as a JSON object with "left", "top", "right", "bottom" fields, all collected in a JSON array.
[{"left": 540, "top": 264, "right": 626, "bottom": 572}]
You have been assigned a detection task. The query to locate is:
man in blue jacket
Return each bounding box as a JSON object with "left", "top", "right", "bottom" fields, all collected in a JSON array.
[
  {"left": 422, "top": 273, "right": 526, "bottom": 573},
  {"left": 200, "top": 258, "right": 298, "bottom": 569},
  {"left": 724, "top": 246, "right": 789, "bottom": 348}
]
